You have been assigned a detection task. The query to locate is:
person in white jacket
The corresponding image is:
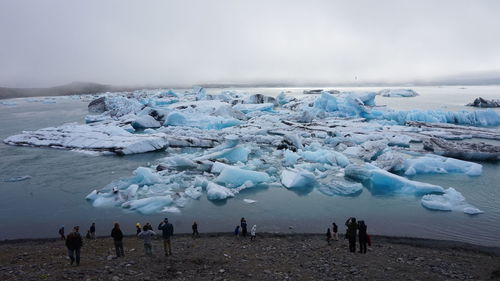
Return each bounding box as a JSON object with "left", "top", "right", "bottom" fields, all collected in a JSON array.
[
  {"left": 250, "top": 225, "right": 257, "bottom": 240},
  {"left": 137, "top": 229, "right": 156, "bottom": 256}
]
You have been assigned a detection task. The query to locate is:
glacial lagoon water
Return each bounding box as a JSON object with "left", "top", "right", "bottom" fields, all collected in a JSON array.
[{"left": 0, "top": 86, "right": 499, "bottom": 246}]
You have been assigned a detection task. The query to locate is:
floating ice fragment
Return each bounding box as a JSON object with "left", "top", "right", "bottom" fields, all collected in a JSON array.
[
  {"left": 184, "top": 186, "right": 203, "bottom": 199},
  {"left": 421, "top": 188, "right": 483, "bottom": 215},
  {"left": 378, "top": 89, "right": 419, "bottom": 97},
  {"left": 206, "top": 182, "right": 235, "bottom": 200},
  {"left": 280, "top": 168, "right": 316, "bottom": 189},
  {"left": 345, "top": 164, "right": 444, "bottom": 195},
  {"left": 121, "top": 195, "right": 173, "bottom": 214},
  {"left": 243, "top": 199, "right": 257, "bottom": 204},
  {"left": 317, "top": 181, "right": 363, "bottom": 196},
  {"left": 402, "top": 155, "right": 482, "bottom": 176},
  {"left": 2, "top": 175, "right": 31, "bottom": 182},
  {"left": 215, "top": 166, "right": 271, "bottom": 187}
]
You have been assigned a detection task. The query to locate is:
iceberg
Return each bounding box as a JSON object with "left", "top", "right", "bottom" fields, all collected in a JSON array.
[
  {"left": 206, "top": 182, "right": 235, "bottom": 200},
  {"left": 121, "top": 195, "right": 173, "bottom": 214},
  {"left": 421, "top": 188, "right": 483, "bottom": 215},
  {"left": 3, "top": 124, "right": 168, "bottom": 155},
  {"left": 378, "top": 89, "right": 419, "bottom": 97},
  {"left": 233, "top": 103, "right": 274, "bottom": 114},
  {"left": 317, "top": 181, "right": 363, "bottom": 196},
  {"left": 215, "top": 166, "right": 270, "bottom": 187},
  {"left": 345, "top": 164, "right": 444, "bottom": 195},
  {"left": 164, "top": 111, "right": 241, "bottom": 130},
  {"left": 131, "top": 115, "right": 161, "bottom": 129},
  {"left": 402, "top": 155, "right": 482, "bottom": 176},
  {"left": 280, "top": 168, "right": 316, "bottom": 189}
]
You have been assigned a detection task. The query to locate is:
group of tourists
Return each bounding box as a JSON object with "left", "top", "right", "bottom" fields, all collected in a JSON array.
[
  {"left": 234, "top": 217, "right": 257, "bottom": 240},
  {"left": 60, "top": 216, "right": 368, "bottom": 265},
  {"left": 343, "top": 217, "right": 370, "bottom": 253}
]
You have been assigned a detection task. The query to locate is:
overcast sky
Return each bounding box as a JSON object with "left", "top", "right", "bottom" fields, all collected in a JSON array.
[{"left": 1, "top": 0, "right": 500, "bottom": 87}]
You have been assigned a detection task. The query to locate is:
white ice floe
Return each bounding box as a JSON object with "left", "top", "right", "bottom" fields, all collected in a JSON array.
[
  {"left": 421, "top": 188, "right": 483, "bottom": 215},
  {"left": 3, "top": 123, "right": 168, "bottom": 155},
  {"left": 402, "top": 155, "right": 482, "bottom": 176},
  {"left": 378, "top": 89, "right": 419, "bottom": 97}
]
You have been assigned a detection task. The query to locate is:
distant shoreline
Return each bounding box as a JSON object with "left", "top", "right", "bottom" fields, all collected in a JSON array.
[{"left": 2, "top": 81, "right": 500, "bottom": 100}]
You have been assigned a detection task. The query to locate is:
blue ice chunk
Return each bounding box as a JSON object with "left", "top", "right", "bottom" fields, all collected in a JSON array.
[
  {"left": 283, "top": 150, "right": 301, "bottom": 166},
  {"left": 215, "top": 166, "right": 271, "bottom": 187},
  {"left": 121, "top": 195, "right": 173, "bottom": 214},
  {"left": 317, "top": 181, "right": 363, "bottom": 196},
  {"left": 164, "top": 111, "right": 241, "bottom": 130},
  {"left": 313, "top": 92, "right": 375, "bottom": 117},
  {"left": 131, "top": 115, "right": 161, "bottom": 129},
  {"left": 233, "top": 103, "right": 274, "bottom": 114},
  {"left": 160, "top": 89, "right": 179, "bottom": 97},
  {"left": 280, "top": 168, "right": 316, "bottom": 189},
  {"left": 421, "top": 187, "right": 483, "bottom": 215},
  {"left": 277, "top": 91, "right": 291, "bottom": 105},
  {"left": 206, "top": 182, "right": 235, "bottom": 200},
  {"left": 368, "top": 108, "right": 500, "bottom": 126},
  {"left": 378, "top": 89, "right": 418, "bottom": 97},
  {"left": 210, "top": 146, "right": 251, "bottom": 164},
  {"left": 131, "top": 167, "right": 163, "bottom": 186},
  {"left": 300, "top": 149, "right": 350, "bottom": 167},
  {"left": 345, "top": 164, "right": 444, "bottom": 195},
  {"left": 194, "top": 86, "right": 207, "bottom": 100},
  {"left": 403, "top": 155, "right": 482, "bottom": 176}
]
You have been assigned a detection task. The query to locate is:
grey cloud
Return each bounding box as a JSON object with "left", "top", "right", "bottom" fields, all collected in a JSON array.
[{"left": 0, "top": 0, "right": 499, "bottom": 87}]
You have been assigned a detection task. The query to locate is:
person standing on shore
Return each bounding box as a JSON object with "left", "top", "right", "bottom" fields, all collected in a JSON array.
[
  {"left": 240, "top": 218, "right": 248, "bottom": 237},
  {"left": 326, "top": 228, "right": 332, "bottom": 245},
  {"left": 90, "top": 222, "right": 96, "bottom": 240},
  {"left": 111, "top": 223, "right": 124, "bottom": 257},
  {"left": 250, "top": 225, "right": 257, "bottom": 240},
  {"left": 357, "top": 220, "right": 368, "bottom": 254},
  {"left": 192, "top": 221, "right": 199, "bottom": 238},
  {"left": 135, "top": 223, "right": 142, "bottom": 236},
  {"left": 158, "top": 218, "right": 174, "bottom": 256},
  {"left": 137, "top": 228, "right": 156, "bottom": 257},
  {"left": 234, "top": 225, "right": 240, "bottom": 237},
  {"left": 65, "top": 226, "right": 83, "bottom": 266},
  {"left": 332, "top": 222, "right": 338, "bottom": 241},
  {"left": 345, "top": 217, "right": 358, "bottom": 253},
  {"left": 58, "top": 225, "right": 65, "bottom": 240}
]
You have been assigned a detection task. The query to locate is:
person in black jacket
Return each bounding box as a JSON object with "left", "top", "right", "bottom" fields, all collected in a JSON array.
[
  {"left": 111, "top": 223, "right": 124, "bottom": 257},
  {"left": 192, "top": 221, "right": 199, "bottom": 238},
  {"left": 90, "top": 222, "right": 96, "bottom": 240},
  {"left": 345, "top": 217, "right": 358, "bottom": 253},
  {"left": 240, "top": 218, "right": 248, "bottom": 237},
  {"left": 357, "top": 220, "right": 368, "bottom": 254},
  {"left": 65, "top": 226, "right": 83, "bottom": 265},
  {"left": 158, "top": 218, "right": 174, "bottom": 256}
]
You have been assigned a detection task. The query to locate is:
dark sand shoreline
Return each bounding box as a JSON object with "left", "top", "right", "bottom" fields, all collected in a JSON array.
[
  {"left": 2, "top": 233, "right": 499, "bottom": 256},
  {"left": 2, "top": 232, "right": 499, "bottom": 280}
]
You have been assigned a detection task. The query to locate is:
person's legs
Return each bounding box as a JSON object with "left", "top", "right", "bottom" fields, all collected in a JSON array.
[
  {"left": 75, "top": 248, "right": 80, "bottom": 265},
  {"left": 144, "top": 243, "right": 152, "bottom": 256},
  {"left": 68, "top": 249, "right": 75, "bottom": 265},
  {"left": 119, "top": 241, "right": 124, "bottom": 257},
  {"left": 166, "top": 239, "right": 172, "bottom": 255},
  {"left": 349, "top": 237, "right": 356, "bottom": 252},
  {"left": 362, "top": 242, "right": 367, "bottom": 253}
]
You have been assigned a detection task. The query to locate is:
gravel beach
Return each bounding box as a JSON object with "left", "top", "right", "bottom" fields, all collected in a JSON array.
[{"left": 1, "top": 233, "right": 499, "bottom": 281}]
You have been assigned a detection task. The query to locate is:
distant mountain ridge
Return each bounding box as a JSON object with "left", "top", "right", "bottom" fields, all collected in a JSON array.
[{"left": 0, "top": 82, "right": 117, "bottom": 100}]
